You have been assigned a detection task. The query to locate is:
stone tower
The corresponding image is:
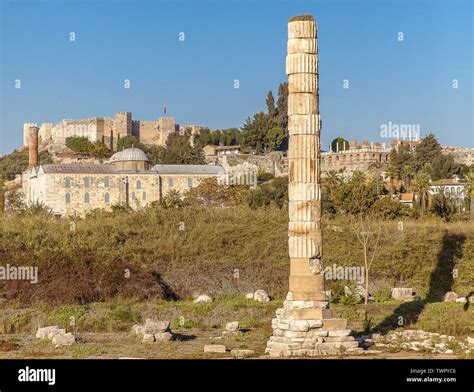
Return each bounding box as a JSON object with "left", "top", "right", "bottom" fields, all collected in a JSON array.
[
  {"left": 28, "top": 126, "right": 40, "bottom": 169},
  {"left": 266, "top": 14, "right": 359, "bottom": 357},
  {"left": 113, "top": 112, "right": 132, "bottom": 138}
]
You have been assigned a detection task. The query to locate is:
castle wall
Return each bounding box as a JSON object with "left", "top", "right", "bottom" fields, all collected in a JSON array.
[
  {"left": 23, "top": 114, "right": 185, "bottom": 149},
  {"left": 49, "top": 118, "right": 103, "bottom": 144},
  {"left": 321, "top": 148, "right": 390, "bottom": 175},
  {"left": 133, "top": 120, "right": 162, "bottom": 145},
  {"left": 38, "top": 123, "right": 54, "bottom": 143}
]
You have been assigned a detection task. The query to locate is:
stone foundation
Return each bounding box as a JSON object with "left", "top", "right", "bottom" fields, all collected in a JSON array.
[{"left": 266, "top": 292, "right": 361, "bottom": 357}]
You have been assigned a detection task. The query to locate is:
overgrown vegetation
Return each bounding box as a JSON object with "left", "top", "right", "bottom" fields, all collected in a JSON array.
[
  {"left": 0, "top": 149, "right": 53, "bottom": 181},
  {"left": 0, "top": 205, "right": 472, "bottom": 306},
  {"left": 65, "top": 136, "right": 110, "bottom": 158}
]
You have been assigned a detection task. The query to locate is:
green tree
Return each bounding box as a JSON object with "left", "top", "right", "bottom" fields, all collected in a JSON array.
[
  {"left": 162, "top": 130, "right": 205, "bottom": 164},
  {"left": 266, "top": 91, "right": 276, "bottom": 119},
  {"left": 265, "top": 127, "right": 285, "bottom": 151},
  {"left": 161, "top": 189, "right": 184, "bottom": 209},
  {"left": 276, "top": 82, "right": 288, "bottom": 131},
  {"left": 411, "top": 171, "right": 430, "bottom": 212},
  {"left": 247, "top": 176, "right": 288, "bottom": 209},
  {"left": 385, "top": 164, "right": 399, "bottom": 195},
  {"left": 428, "top": 154, "right": 459, "bottom": 181},
  {"left": 400, "top": 164, "right": 414, "bottom": 190},
  {"left": 430, "top": 191, "right": 462, "bottom": 221},
  {"left": 332, "top": 172, "right": 380, "bottom": 215},
  {"left": 322, "top": 170, "right": 342, "bottom": 215},
  {"left": 463, "top": 170, "right": 474, "bottom": 220},
  {"left": 117, "top": 135, "right": 140, "bottom": 151},
  {"left": 241, "top": 112, "right": 277, "bottom": 153},
  {"left": 330, "top": 138, "right": 349, "bottom": 152},
  {"left": 89, "top": 141, "right": 111, "bottom": 158},
  {"left": 142, "top": 145, "right": 166, "bottom": 165},
  {"left": 66, "top": 136, "right": 93, "bottom": 154},
  {"left": 414, "top": 133, "right": 442, "bottom": 170}
]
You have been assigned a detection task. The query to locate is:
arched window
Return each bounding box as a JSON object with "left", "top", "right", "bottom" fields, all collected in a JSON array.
[
  {"left": 131, "top": 192, "right": 136, "bottom": 200},
  {"left": 84, "top": 193, "right": 90, "bottom": 204},
  {"left": 168, "top": 178, "right": 174, "bottom": 188},
  {"left": 104, "top": 192, "right": 110, "bottom": 204},
  {"left": 142, "top": 192, "right": 147, "bottom": 201},
  {"left": 65, "top": 193, "right": 71, "bottom": 204},
  {"left": 65, "top": 177, "right": 72, "bottom": 188},
  {"left": 136, "top": 180, "right": 141, "bottom": 189},
  {"left": 187, "top": 178, "right": 193, "bottom": 188},
  {"left": 84, "top": 177, "right": 91, "bottom": 188},
  {"left": 104, "top": 177, "right": 110, "bottom": 188}
]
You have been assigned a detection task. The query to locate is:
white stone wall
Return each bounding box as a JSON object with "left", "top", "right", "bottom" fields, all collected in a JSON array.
[
  {"left": 24, "top": 170, "right": 223, "bottom": 216},
  {"left": 50, "top": 120, "right": 100, "bottom": 144}
]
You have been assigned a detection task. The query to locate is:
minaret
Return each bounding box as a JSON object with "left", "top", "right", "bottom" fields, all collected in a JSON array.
[
  {"left": 266, "top": 14, "right": 359, "bottom": 357},
  {"left": 28, "top": 126, "right": 40, "bottom": 169}
]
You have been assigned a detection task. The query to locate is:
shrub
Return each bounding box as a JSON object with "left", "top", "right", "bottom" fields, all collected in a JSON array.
[
  {"left": 66, "top": 136, "right": 92, "bottom": 154},
  {"left": 372, "top": 288, "right": 392, "bottom": 303}
]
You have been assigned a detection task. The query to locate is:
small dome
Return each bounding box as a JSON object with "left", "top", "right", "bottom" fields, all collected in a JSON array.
[{"left": 109, "top": 147, "right": 149, "bottom": 163}]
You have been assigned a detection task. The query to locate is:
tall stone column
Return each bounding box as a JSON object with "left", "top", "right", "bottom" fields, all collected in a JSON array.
[{"left": 266, "top": 14, "right": 360, "bottom": 357}]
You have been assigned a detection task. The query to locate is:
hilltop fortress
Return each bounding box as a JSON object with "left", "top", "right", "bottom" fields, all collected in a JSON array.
[{"left": 23, "top": 112, "right": 203, "bottom": 149}]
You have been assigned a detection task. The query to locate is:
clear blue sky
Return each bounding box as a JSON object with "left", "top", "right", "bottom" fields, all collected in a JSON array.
[{"left": 0, "top": 0, "right": 472, "bottom": 155}]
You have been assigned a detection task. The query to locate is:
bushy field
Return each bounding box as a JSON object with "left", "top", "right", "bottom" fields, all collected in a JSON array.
[{"left": 0, "top": 206, "right": 472, "bottom": 305}]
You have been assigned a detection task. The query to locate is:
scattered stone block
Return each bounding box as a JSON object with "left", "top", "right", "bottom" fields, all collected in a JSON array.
[
  {"left": 225, "top": 321, "right": 240, "bottom": 332},
  {"left": 253, "top": 289, "right": 270, "bottom": 302},
  {"left": 194, "top": 295, "right": 212, "bottom": 303},
  {"left": 443, "top": 292, "right": 458, "bottom": 302},
  {"left": 391, "top": 288, "right": 416, "bottom": 301},
  {"left": 132, "top": 324, "right": 145, "bottom": 336},
  {"left": 144, "top": 319, "right": 170, "bottom": 334},
  {"left": 36, "top": 326, "right": 63, "bottom": 340},
  {"left": 154, "top": 332, "right": 173, "bottom": 342},
  {"left": 142, "top": 334, "right": 155, "bottom": 343},
  {"left": 52, "top": 333, "right": 75, "bottom": 347},
  {"left": 204, "top": 345, "right": 226, "bottom": 353},
  {"left": 456, "top": 297, "right": 467, "bottom": 303},
  {"left": 245, "top": 293, "right": 254, "bottom": 299}
]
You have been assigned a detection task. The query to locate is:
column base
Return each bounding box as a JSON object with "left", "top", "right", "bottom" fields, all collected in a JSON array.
[{"left": 265, "top": 294, "right": 362, "bottom": 357}]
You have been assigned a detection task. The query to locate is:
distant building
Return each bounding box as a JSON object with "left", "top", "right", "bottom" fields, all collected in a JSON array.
[
  {"left": 21, "top": 127, "right": 225, "bottom": 217},
  {"left": 399, "top": 193, "right": 416, "bottom": 208},
  {"left": 428, "top": 177, "right": 467, "bottom": 200},
  {"left": 23, "top": 112, "right": 204, "bottom": 150},
  {"left": 203, "top": 145, "right": 241, "bottom": 158},
  {"left": 321, "top": 139, "right": 390, "bottom": 176},
  {"left": 442, "top": 146, "right": 474, "bottom": 166}
]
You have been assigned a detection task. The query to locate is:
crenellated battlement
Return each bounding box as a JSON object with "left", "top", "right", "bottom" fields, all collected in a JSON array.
[{"left": 22, "top": 112, "right": 199, "bottom": 148}]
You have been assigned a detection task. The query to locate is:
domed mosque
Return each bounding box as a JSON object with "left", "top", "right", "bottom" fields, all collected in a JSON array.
[
  {"left": 109, "top": 146, "right": 150, "bottom": 171},
  {"left": 21, "top": 128, "right": 226, "bottom": 217}
]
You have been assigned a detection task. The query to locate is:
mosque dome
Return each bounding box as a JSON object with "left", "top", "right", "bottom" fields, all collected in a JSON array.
[{"left": 109, "top": 147, "right": 149, "bottom": 163}]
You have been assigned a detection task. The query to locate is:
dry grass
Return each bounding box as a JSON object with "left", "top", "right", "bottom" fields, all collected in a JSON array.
[{"left": 0, "top": 206, "right": 472, "bottom": 305}]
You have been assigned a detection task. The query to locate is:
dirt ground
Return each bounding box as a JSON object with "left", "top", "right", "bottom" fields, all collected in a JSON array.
[{"left": 0, "top": 329, "right": 458, "bottom": 360}]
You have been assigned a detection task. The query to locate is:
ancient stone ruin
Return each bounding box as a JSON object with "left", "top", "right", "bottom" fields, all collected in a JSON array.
[{"left": 265, "top": 14, "right": 360, "bottom": 357}]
